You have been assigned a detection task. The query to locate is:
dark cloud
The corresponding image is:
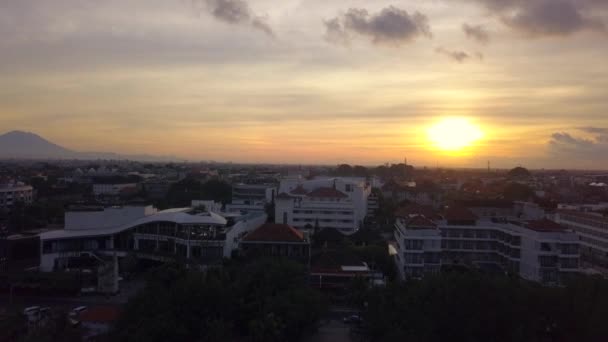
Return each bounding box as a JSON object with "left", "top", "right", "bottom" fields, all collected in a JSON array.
[
  {"left": 199, "top": 0, "right": 274, "bottom": 36},
  {"left": 325, "top": 6, "right": 432, "bottom": 46},
  {"left": 435, "top": 47, "right": 483, "bottom": 62},
  {"left": 462, "top": 23, "right": 490, "bottom": 44},
  {"left": 469, "top": 0, "right": 606, "bottom": 37},
  {"left": 548, "top": 129, "right": 608, "bottom": 159},
  {"left": 578, "top": 126, "right": 608, "bottom": 134}
]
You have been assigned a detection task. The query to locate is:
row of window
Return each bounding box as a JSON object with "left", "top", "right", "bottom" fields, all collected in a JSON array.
[
  {"left": 561, "top": 214, "right": 608, "bottom": 231},
  {"left": 293, "top": 210, "right": 352, "bottom": 215}
]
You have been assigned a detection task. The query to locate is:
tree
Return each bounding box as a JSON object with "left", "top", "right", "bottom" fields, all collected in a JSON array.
[
  {"left": 503, "top": 182, "right": 534, "bottom": 201},
  {"left": 361, "top": 272, "right": 608, "bottom": 341},
  {"left": 507, "top": 166, "right": 531, "bottom": 179},
  {"left": 112, "top": 259, "right": 327, "bottom": 342},
  {"left": 336, "top": 164, "right": 353, "bottom": 176}
]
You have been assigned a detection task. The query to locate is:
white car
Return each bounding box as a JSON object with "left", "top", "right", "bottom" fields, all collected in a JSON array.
[
  {"left": 69, "top": 306, "right": 88, "bottom": 317},
  {"left": 23, "top": 306, "right": 40, "bottom": 315}
]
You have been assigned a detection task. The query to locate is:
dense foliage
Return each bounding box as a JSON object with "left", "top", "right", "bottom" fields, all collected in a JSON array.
[
  {"left": 165, "top": 179, "right": 232, "bottom": 207},
  {"left": 362, "top": 272, "right": 608, "bottom": 341},
  {"left": 111, "top": 259, "right": 326, "bottom": 342}
]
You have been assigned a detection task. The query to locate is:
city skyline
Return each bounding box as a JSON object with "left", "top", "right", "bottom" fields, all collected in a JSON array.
[{"left": 1, "top": 0, "right": 608, "bottom": 168}]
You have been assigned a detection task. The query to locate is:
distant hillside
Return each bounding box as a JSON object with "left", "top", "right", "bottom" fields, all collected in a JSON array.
[
  {"left": 0, "top": 130, "right": 179, "bottom": 161},
  {"left": 0, "top": 130, "right": 76, "bottom": 158}
]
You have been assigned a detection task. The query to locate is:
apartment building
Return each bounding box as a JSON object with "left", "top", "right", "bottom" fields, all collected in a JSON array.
[
  {"left": 554, "top": 209, "right": 608, "bottom": 274},
  {"left": 0, "top": 182, "right": 33, "bottom": 210},
  {"left": 275, "top": 177, "right": 371, "bottom": 234},
  {"left": 226, "top": 183, "right": 277, "bottom": 213},
  {"left": 394, "top": 205, "right": 580, "bottom": 285}
]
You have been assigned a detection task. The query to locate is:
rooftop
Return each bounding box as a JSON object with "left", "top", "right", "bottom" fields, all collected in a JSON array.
[
  {"left": 525, "top": 219, "right": 567, "bottom": 233},
  {"left": 242, "top": 223, "right": 305, "bottom": 243},
  {"left": 444, "top": 206, "right": 478, "bottom": 222},
  {"left": 406, "top": 215, "right": 438, "bottom": 229},
  {"left": 306, "top": 187, "right": 347, "bottom": 199}
]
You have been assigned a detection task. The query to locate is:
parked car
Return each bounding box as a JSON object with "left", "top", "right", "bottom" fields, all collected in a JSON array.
[{"left": 69, "top": 306, "right": 88, "bottom": 317}]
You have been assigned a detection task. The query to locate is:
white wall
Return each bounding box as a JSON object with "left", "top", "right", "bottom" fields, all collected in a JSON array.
[
  {"left": 65, "top": 206, "right": 156, "bottom": 230},
  {"left": 223, "top": 213, "right": 268, "bottom": 257}
]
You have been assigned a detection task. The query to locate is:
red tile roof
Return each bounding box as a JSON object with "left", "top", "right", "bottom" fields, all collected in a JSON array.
[
  {"left": 444, "top": 206, "right": 478, "bottom": 222},
  {"left": 406, "top": 215, "right": 437, "bottom": 229},
  {"left": 395, "top": 203, "right": 436, "bottom": 218},
  {"left": 306, "top": 187, "right": 347, "bottom": 198},
  {"left": 79, "top": 306, "right": 121, "bottom": 323},
  {"left": 242, "top": 223, "right": 305, "bottom": 243},
  {"left": 525, "top": 219, "right": 566, "bottom": 233},
  {"left": 290, "top": 185, "right": 308, "bottom": 195}
]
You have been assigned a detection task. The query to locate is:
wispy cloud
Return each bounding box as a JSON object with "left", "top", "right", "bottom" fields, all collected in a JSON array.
[
  {"left": 195, "top": 0, "right": 274, "bottom": 37},
  {"left": 435, "top": 47, "right": 483, "bottom": 63},
  {"left": 462, "top": 23, "right": 490, "bottom": 44}
]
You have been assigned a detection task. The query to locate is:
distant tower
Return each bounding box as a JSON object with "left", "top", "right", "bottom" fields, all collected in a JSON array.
[{"left": 487, "top": 160, "right": 490, "bottom": 174}]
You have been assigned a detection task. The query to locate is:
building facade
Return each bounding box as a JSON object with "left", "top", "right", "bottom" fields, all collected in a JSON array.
[
  {"left": 394, "top": 207, "right": 580, "bottom": 285},
  {"left": 39, "top": 205, "right": 267, "bottom": 274},
  {"left": 554, "top": 210, "right": 608, "bottom": 275},
  {"left": 226, "top": 183, "right": 277, "bottom": 213},
  {"left": 275, "top": 177, "right": 371, "bottom": 234},
  {"left": 0, "top": 182, "right": 33, "bottom": 210},
  {"left": 240, "top": 223, "right": 310, "bottom": 262}
]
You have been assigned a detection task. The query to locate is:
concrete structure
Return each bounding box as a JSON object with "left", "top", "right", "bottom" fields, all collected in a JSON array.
[
  {"left": 0, "top": 182, "right": 33, "bottom": 210},
  {"left": 275, "top": 177, "right": 371, "bottom": 234},
  {"left": 38, "top": 205, "right": 266, "bottom": 278},
  {"left": 394, "top": 206, "right": 580, "bottom": 285},
  {"left": 554, "top": 210, "right": 608, "bottom": 275},
  {"left": 226, "top": 183, "right": 277, "bottom": 213}
]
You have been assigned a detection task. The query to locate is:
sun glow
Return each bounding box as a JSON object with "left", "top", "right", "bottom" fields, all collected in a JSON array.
[{"left": 427, "top": 118, "right": 484, "bottom": 152}]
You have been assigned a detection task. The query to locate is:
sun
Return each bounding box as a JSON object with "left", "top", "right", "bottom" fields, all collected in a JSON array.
[{"left": 427, "top": 118, "right": 484, "bottom": 151}]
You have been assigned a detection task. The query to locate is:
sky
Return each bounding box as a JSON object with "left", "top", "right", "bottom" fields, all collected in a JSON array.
[{"left": 1, "top": 0, "right": 608, "bottom": 169}]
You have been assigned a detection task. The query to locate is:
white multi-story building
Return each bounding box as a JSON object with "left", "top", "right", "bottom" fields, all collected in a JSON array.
[
  {"left": 394, "top": 206, "right": 580, "bottom": 285},
  {"left": 553, "top": 209, "right": 608, "bottom": 275},
  {"left": 0, "top": 182, "right": 33, "bottom": 210},
  {"left": 92, "top": 183, "right": 138, "bottom": 196},
  {"left": 39, "top": 205, "right": 266, "bottom": 273},
  {"left": 226, "top": 183, "right": 277, "bottom": 213},
  {"left": 275, "top": 177, "right": 371, "bottom": 234},
  {"left": 367, "top": 191, "right": 380, "bottom": 216}
]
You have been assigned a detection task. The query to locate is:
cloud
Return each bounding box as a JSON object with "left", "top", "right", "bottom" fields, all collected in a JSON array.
[
  {"left": 435, "top": 47, "right": 483, "bottom": 62},
  {"left": 462, "top": 23, "right": 490, "bottom": 44},
  {"left": 199, "top": 0, "right": 274, "bottom": 36},
  {"left": 325, "top": 6, "right": 432, "bottom": 46},
  {"left": 323, "top": 18, "right": 350, "bottom": 46},
  {"left": 578, "top": 126, "right": 608, "bottom": 134},
  {"left": 548, "top": 128, "right": 608, "bottom": 160},
  {"left": 469, "top": 0, "right": 606, "bottom": 37}
]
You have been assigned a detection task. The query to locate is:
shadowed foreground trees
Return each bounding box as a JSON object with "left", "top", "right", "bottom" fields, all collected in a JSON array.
[
  {"left": 362, "top": 272, "right": 608, "bottom": 341},
  {"left": 111, "top": 259, "right": 326, "bottom": 342}
]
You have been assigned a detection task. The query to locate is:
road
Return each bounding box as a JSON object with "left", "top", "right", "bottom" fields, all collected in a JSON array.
[
  {"left": 306, "top": 307, "right": 364, "bottom": 342},
  {"left": 0, "top": 279, "right": 144, "bottom": 312}
]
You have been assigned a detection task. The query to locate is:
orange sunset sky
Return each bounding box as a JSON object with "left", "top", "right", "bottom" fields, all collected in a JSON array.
[{"left": 1, "top": 0, "right": 608, "bottom": 168}]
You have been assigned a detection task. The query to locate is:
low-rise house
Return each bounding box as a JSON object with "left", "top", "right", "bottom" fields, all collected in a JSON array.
[{"left": 240, "top": 223, "right": 310, "bottom": 262}]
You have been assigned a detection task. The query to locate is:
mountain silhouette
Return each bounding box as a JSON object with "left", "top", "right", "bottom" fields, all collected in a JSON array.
[{"left": 0, "top": 130, "right": 178, "bottom": 161}]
